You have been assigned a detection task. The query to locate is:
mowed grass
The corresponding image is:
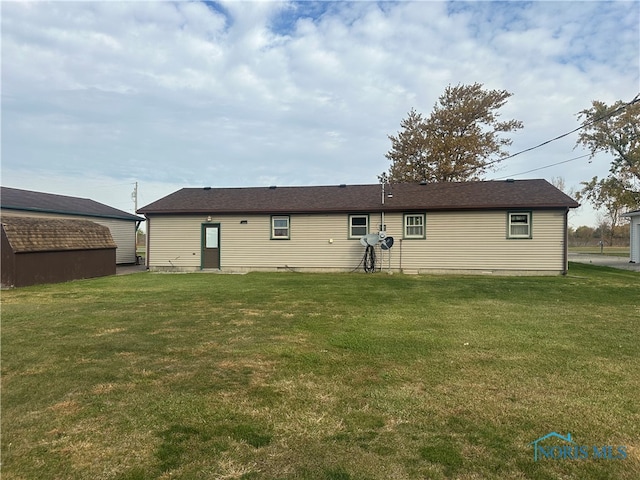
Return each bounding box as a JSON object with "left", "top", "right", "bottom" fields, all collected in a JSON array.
[
  {"left": 2, "top": 264, "right": 639, "bottom": 480},
  {"left": 569, "top": 246, "right": 630, "bottom": 257}
]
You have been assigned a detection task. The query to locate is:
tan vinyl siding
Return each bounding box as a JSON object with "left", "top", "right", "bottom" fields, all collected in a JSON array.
[
  {"left": 146, "top": 209, "right": 568, "bottom": 274},
  {"left": 147, "top": 213, "right": 375, "bottom": 270},
  {"left": 221, "top": 214, "right": 366, "bottom": 269},
  {"left": 398, "top": 210, "right": 566, "bottom": 272},
  {"left": 1, "top": 209, "right": 138, "bottom": 264},
  {"left": 147, "top": 216, "right": 202, "bottom": 268}
]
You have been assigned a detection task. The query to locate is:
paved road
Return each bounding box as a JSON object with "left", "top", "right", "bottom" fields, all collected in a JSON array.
[{"left": 568, "top": 253, "right": 640, "bottom": 272}]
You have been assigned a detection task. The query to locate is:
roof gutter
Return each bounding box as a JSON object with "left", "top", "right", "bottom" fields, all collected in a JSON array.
[
  {"left": 139, "top": 205, "right": 577, "bottom": 216},
  {"left": 563, "top": 208, "right": 569, "bottom": 275}
]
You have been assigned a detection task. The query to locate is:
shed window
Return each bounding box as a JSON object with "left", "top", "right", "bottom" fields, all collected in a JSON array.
[
  {"left": 404, "top": 214, "right": 425, "bottom": 239},
  {"left": 349, "top": 215, "right": 369, "bottom": 238},
  {"left": 508, "top": 212, "right": 532, "bottom": 238},
  {"left": 271, "top": 216, "right": 290, "bottom": 239}
]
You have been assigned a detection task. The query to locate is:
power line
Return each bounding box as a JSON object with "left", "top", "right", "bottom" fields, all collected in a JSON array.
[
  {"left": 486, "top": 92, "right": 640, "bottom": 167},
  {"left": 492, "top": 153, "right": 591, "bottom": 180},
  {"left": 386, "top": 93, "right": 639, "bottom": 184},
  {"left": 485, "top": 93, "right": 640, "bottom": 179}
]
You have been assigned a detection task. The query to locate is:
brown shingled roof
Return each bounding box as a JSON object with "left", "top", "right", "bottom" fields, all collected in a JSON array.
[
  {"left": 1, "top": 186, "right": 144, "bottom": 222},
  {"left": 138, "top": 179, "right": 579, "bottom": 215},
  {"left": 1, "top": 216, "right": 117, "bottom": 253}
]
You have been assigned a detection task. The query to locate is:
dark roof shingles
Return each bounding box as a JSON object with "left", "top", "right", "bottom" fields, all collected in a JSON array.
[
  {"left": 1, "top": 186, "right": 144, "bottom": 221},
  {"left": 138, "top": 180, "right": 579, "bottom": 215}
]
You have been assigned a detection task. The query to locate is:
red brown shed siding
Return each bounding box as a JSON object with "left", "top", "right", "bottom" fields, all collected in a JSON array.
[
  {"left": 1, "top": 217, "right": 117, "bottom": 288},
  {"left": 1, "top": 186, "right": 144, "bottom": 264}
]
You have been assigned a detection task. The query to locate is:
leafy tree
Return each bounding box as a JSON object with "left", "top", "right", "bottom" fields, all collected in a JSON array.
[
  {"left": 382, "top": 83, "right": 523, "bottom": 183},
  {"left": 570, "top": 225, "right": 595, "bottom": 247},
  {"left": 575, "top": 96, "right": 640, "bottom": 241},
  {"left": 617, "top": 223, "right": 631, "bottom": 246},
  {"left": 575, "top": 96, "right": 640, "bottom": 199},
  {"left": 577, "top": 176, "right": 634, "bottom": 246}
]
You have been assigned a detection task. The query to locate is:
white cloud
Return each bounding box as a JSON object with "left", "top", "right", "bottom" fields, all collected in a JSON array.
[{"left": 2, "top": 1, "right": 638, "bottom": 228}]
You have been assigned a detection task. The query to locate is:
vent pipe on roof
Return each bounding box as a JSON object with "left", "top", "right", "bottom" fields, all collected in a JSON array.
[
  {"left": 506, "top": 179, "right": 515, "bottom": 183},
  {"left": 204, "top": 187, "right": 212, "bottom": 190},
  {"left": 269, "top": 185, "right": 277, "bottom": 189}
]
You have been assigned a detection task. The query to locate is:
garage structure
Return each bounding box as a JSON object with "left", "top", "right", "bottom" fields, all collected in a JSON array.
[
  {"left": 1, "top": 216, "right": 117, "bottom": 287},
  {"left": 1, "top": 186, "right": 144, "bottom": 264},
  {"left": 623, "top": 209, "right": 640, "bottom": 263}
]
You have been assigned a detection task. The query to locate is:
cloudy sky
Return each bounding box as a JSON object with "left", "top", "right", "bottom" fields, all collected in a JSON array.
[{"left": 2, "top": 0, "right": 638, "bottom": 227}]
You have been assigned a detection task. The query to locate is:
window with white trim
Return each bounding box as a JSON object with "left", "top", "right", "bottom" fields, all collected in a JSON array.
[
  {"left": 271, "top": 215, "right": 290, "bottom": 239},
  {"left": 508, "top": 212, "right": 531, "bottom": 238},
  {"left": 404, "top": 214, "right": 425, "bottom": 239},
  {"left": 349, "top": 215, "right": 369, "bottom": 238}
]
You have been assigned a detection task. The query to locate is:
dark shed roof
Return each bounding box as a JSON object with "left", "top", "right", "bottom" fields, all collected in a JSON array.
[
  {"left": 1, "top": 186, "right": 144, "bottom": 222},
  {"left": 138, "top": 179, "right": 579, "bottom": 215},
  {"left": 1, "top": 217, "right": 117, "bottom": 253}
]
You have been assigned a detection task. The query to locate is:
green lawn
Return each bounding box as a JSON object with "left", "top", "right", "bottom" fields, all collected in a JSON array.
[
  {"left": 2, "top": 264, "right": 639, "bottom": 479},
  {"left": 569, "top": 246, "right": 630, "bottom": 257}
]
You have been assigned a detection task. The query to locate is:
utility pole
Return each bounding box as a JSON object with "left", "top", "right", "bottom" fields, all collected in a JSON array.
[{"left": 131, "top": 182, "right": 138, "bottom": 213}]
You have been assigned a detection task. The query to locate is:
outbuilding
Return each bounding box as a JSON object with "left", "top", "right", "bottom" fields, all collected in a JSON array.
[
  {"left": 138, "top": 179, "right": 579, "bottom": 275},
  {"left": 1, "top": 186, "right": 144, "bottom": 264},
  {"left": 623, "top": 209, "right": 640, "bottom": 263},
  {"left": 1, "top": 216, "right": 117, "bottom": 288}
]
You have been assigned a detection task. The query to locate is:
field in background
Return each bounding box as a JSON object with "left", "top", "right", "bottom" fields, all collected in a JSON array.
[
  {"left": 569, "top": 246, "right": 630, "bottom": 257},
  {"left": 2, "top": 264, "right": 639, "bottom": 479}
]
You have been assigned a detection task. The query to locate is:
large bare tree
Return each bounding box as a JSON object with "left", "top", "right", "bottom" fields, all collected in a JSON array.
[{"left": 382, "top": 83, "right": 523, "bottom": 183}]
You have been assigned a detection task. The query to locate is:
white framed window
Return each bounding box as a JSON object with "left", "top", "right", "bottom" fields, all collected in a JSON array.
[
  {"left": 404, "top": 213, "right": 425, "bottom": 239},
  {"left": 271, "top": 215, "right": 290, "bottom": 239},
  {"left": 508, "top": 212, "right": 532, "bottom": 238},
  {"left": 349, "top": 214, "right": 369, "bottom": 238}
]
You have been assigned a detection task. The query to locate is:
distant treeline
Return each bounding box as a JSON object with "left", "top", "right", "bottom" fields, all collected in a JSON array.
[{"left": 569, "top": 223, "right": 630, "bottom": 247}]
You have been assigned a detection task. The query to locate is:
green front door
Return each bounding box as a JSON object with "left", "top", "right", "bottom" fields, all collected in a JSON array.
[{"left": 202, "top": 224, "right": 220, "bottom": 269}]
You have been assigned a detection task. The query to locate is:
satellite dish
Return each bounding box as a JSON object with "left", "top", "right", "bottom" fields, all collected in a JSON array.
[
  {"left": 365, "top": 233, "right": 380, "bottom": 246},
  {"left": 359, "top": 236, "right": 368, "bottom": 247},
  {"left": 380, "top": 236, "right": 394, "bottom": 250}
]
